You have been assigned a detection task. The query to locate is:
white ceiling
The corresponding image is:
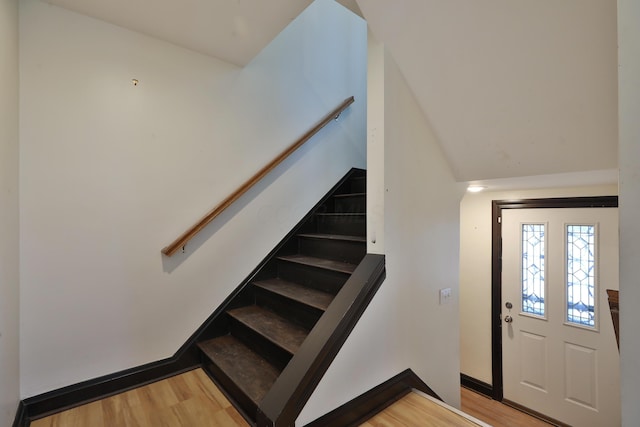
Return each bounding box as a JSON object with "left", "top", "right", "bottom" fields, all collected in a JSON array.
[
  {"left": 44, "top": 0, "right": 362, "bottom": 66},
  {"left": 43, "top": 0, "right": 617, "bottom": 184},
  {"left": 466, "top": 169, "right": 618, "bottom": 192},
  {"left": 43, "top": 0, "right": 313, "bottom": 66},
  {"left": 358, "top": 0, "right": 618, "bottom": 182}
]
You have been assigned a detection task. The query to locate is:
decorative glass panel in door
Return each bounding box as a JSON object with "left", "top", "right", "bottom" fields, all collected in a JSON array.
[
  {"left": 566, "top": 224, "right": 596, "bottom": 327},
  {"left": 522, "top": 224, "right": 545, "bottom": 317}
]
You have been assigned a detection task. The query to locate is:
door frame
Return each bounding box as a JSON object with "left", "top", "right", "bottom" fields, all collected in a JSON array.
[{"left": 490, "top": 196, "right": 618, "bottom": 401}]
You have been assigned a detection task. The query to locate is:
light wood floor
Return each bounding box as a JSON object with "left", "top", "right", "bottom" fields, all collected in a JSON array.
[
  {"left": 361, "top": 391, "right": 486, "bottom": 426},
  {"left": 31, "top": 370, "right": 553, "bottom": 426},
  {"left": 460, "top": 387, "right": 553, "bottom": 427},
  {"left": 30, "top": 369, "right": 249, "bottom": 427}
]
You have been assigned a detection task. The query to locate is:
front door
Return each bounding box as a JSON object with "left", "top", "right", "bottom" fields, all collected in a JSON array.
[{"left": 501, "top": 207, "right": 620, "bottom": 426}]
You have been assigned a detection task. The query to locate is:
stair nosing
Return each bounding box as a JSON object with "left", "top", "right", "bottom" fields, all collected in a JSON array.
[
  {"left": 315, "top": 212, "right": 365, "bottom": 216},
  {"left": 276, "top": 254, "right": 357, "bottom": 274},
  {"left": 333, "top": 192, "right": 366, "bottom": 198},
  {"left": 253, "top": 278, "right": 333, "bottom": 311},
  {"left": 198, "top": 335, "right": 280, "bottom": 406},
  {"left": 296, "top": 233, "right": 366, "bottom": 243},
  {"left": 227, "top": 306, "right": 308, "bottom": 355}
]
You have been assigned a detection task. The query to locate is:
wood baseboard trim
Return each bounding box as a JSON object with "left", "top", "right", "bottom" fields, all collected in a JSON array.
[
  {"left": 12, "top": 401, "right": 27, "bottom": 427},
  {"left": 460, "top": 373, "right": 493, "bottom": 398},
  {"left": 304, "top": 369, "right": 440, "bottom": 427},
  {"left": 18, "top": 358, "right": 199, "bottom": 424},
  {"left": 502, "top": 399, "right": 569, "bottom": 427}
]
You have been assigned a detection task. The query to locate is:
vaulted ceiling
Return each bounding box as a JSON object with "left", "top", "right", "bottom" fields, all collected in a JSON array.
[
  {"left": 359, "top": 0, "right": 618, "bottom": 182},
  {"left": 42, "top": 0, "right": 618, "bottom": 184},
  {"left": 43, "top": 0, "right": 316, "bottom": 66},
  {"left": 43, "top": 0, "right": 362, "bottom": 66}
]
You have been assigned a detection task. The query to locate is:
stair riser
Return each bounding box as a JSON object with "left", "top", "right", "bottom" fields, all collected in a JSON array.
[
  {"left": 254, "top": 288, "right": 324, "bottom": 331},
  {"left": 277, "top": 261, "right": 349, "bottom": 295},
  {"left": 298, "top": 238, "right": 366, "bottom": 265},
  {"left": 350, "top": 177, "right": 366, "bottom": 193},
  {"left": 228, "top": 319, "right": 292, "bottom": 372},
  {"left": 333, "top": 195, "right": 366, "bottom": 214},
  {"left": 202, "top": 362, "right": 257, "bottom": 421},
  {"left": 316, "top": 215, "right": 366, "bottom": 236}
]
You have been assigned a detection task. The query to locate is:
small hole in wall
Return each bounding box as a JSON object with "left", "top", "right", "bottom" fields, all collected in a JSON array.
[{"left": 132, "top": 79, "right": 139, "bottom": 86}]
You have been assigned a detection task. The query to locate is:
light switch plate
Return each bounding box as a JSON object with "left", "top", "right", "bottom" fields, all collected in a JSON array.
[{"left": 439, "top": 288, "right": 452, "bottom": 305}]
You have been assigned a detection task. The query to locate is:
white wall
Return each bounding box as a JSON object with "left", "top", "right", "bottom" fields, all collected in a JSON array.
[
  {"left": 460, "top": 184, "right": 618, "bottom": 384},
  {"left": 618, "top": 0, "right": 640, "bottom": 425},
  {"left": 19, "top": 0, "right": 366, "bottom": 398},
  {"left": 299, "top": 44, "right": 464, "bottom": 424},
  {"left": 366, "top": 30, "right": 384, "bottom": 254},
  {"left": 0, "top": 0, "right": 20, "bottom": 423},
  {"left": 384, "top": 50, "right": 465, "bottom": 407},
  {"left": 298, "top": 36, "right": 396, "bottom": 426}
]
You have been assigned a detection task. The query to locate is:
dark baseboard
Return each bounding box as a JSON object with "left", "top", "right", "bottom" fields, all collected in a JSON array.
[
  {"left": 460, "top": 373, "right": 493, "bottom": 398},
  {"left": 12, "top": 401, "right": 27, "bottom": 427},
  {"left": 19, "top": 356, "right": 199, "bottom": 424},
  {"left": 304, "top": 369, "right": 440, "bottom": 427}
]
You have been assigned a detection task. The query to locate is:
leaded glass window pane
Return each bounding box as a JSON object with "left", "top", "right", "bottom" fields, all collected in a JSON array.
[
  {"left": 567, "top": 225, "right": 596, "bottom": 327},
  {"left": 522, "top": 224, "right": 545, "bottom": 316}
]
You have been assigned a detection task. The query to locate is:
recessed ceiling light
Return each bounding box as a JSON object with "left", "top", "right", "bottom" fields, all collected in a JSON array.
[{"left": 467, "top": 185, "right": 487, "bottom": 193}]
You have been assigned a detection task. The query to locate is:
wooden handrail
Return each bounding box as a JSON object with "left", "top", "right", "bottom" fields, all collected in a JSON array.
[{"left": 162, "top": 96, "right": 355, "bottom": 256}]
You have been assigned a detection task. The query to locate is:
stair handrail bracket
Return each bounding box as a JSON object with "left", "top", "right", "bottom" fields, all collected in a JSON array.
[{"left": 161, "top": 96, "right": 355, "bottom": 257}]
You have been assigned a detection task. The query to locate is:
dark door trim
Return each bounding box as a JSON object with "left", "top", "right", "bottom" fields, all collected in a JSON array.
[{"left": 491, "top": 196, "right": 618, "bottom": 401}]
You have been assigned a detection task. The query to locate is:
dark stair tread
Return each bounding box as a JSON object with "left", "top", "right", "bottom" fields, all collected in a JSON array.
[
  {"left": 227, "top": 305, "right": 309, "bottom": 355},
  {"left": 198, "top": 335, "right": 279, "bottom": 405},
  {"left": 254, "top": 278, "right": 334, "bottom": 311},
  {"left": 315, "top": 213, "right": 365, "bottom": 216},
  {"left": 277, "top": 254, "right": 357, "bottom": 274},
  {"left": 297, "top": 233, "right": 366, "bottom": 243},
  {"left": 333, "top": 192, "right": 366, "bottom": 198}
]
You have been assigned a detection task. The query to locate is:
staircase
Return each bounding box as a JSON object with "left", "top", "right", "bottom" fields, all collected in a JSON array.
[{"left": 196, "top": 169, "right": 367, "bottom": 424}]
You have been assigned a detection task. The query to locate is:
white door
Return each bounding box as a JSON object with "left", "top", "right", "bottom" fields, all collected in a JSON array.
[{"left": 502, "top": 208, "right": 620, "bottom": 427}]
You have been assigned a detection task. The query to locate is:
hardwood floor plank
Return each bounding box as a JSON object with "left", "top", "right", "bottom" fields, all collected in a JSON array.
[
  {"left": 225, "top": 405, "right": 250, "bottom": 425},
  {"left": 184, "top": 370, "right": 229, "bottom": 411},
  {"left": 362, "top": 412, "right": 408, "bottom": 427},
  {"left": 460, "top": 387, "right": 554, "bottom": 427},
  {"left": 361, "top": 391, "right": 483, "bottom": 427},
  {"left": 166, "top": 374, "right": 193, "bottom": 402},
  {"left": 31, "top": 370, "right": 551, "bottom": 427},
  {"left": 30, "top": 369, "right": 248, "bottom": 427},
  {"left": 361, "top": 388, "right": 555, "bottom": 427}
]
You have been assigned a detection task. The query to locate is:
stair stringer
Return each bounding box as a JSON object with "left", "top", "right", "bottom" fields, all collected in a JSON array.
[{"left": 256, "top": 253, "right": 386, "bottom": 427}]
